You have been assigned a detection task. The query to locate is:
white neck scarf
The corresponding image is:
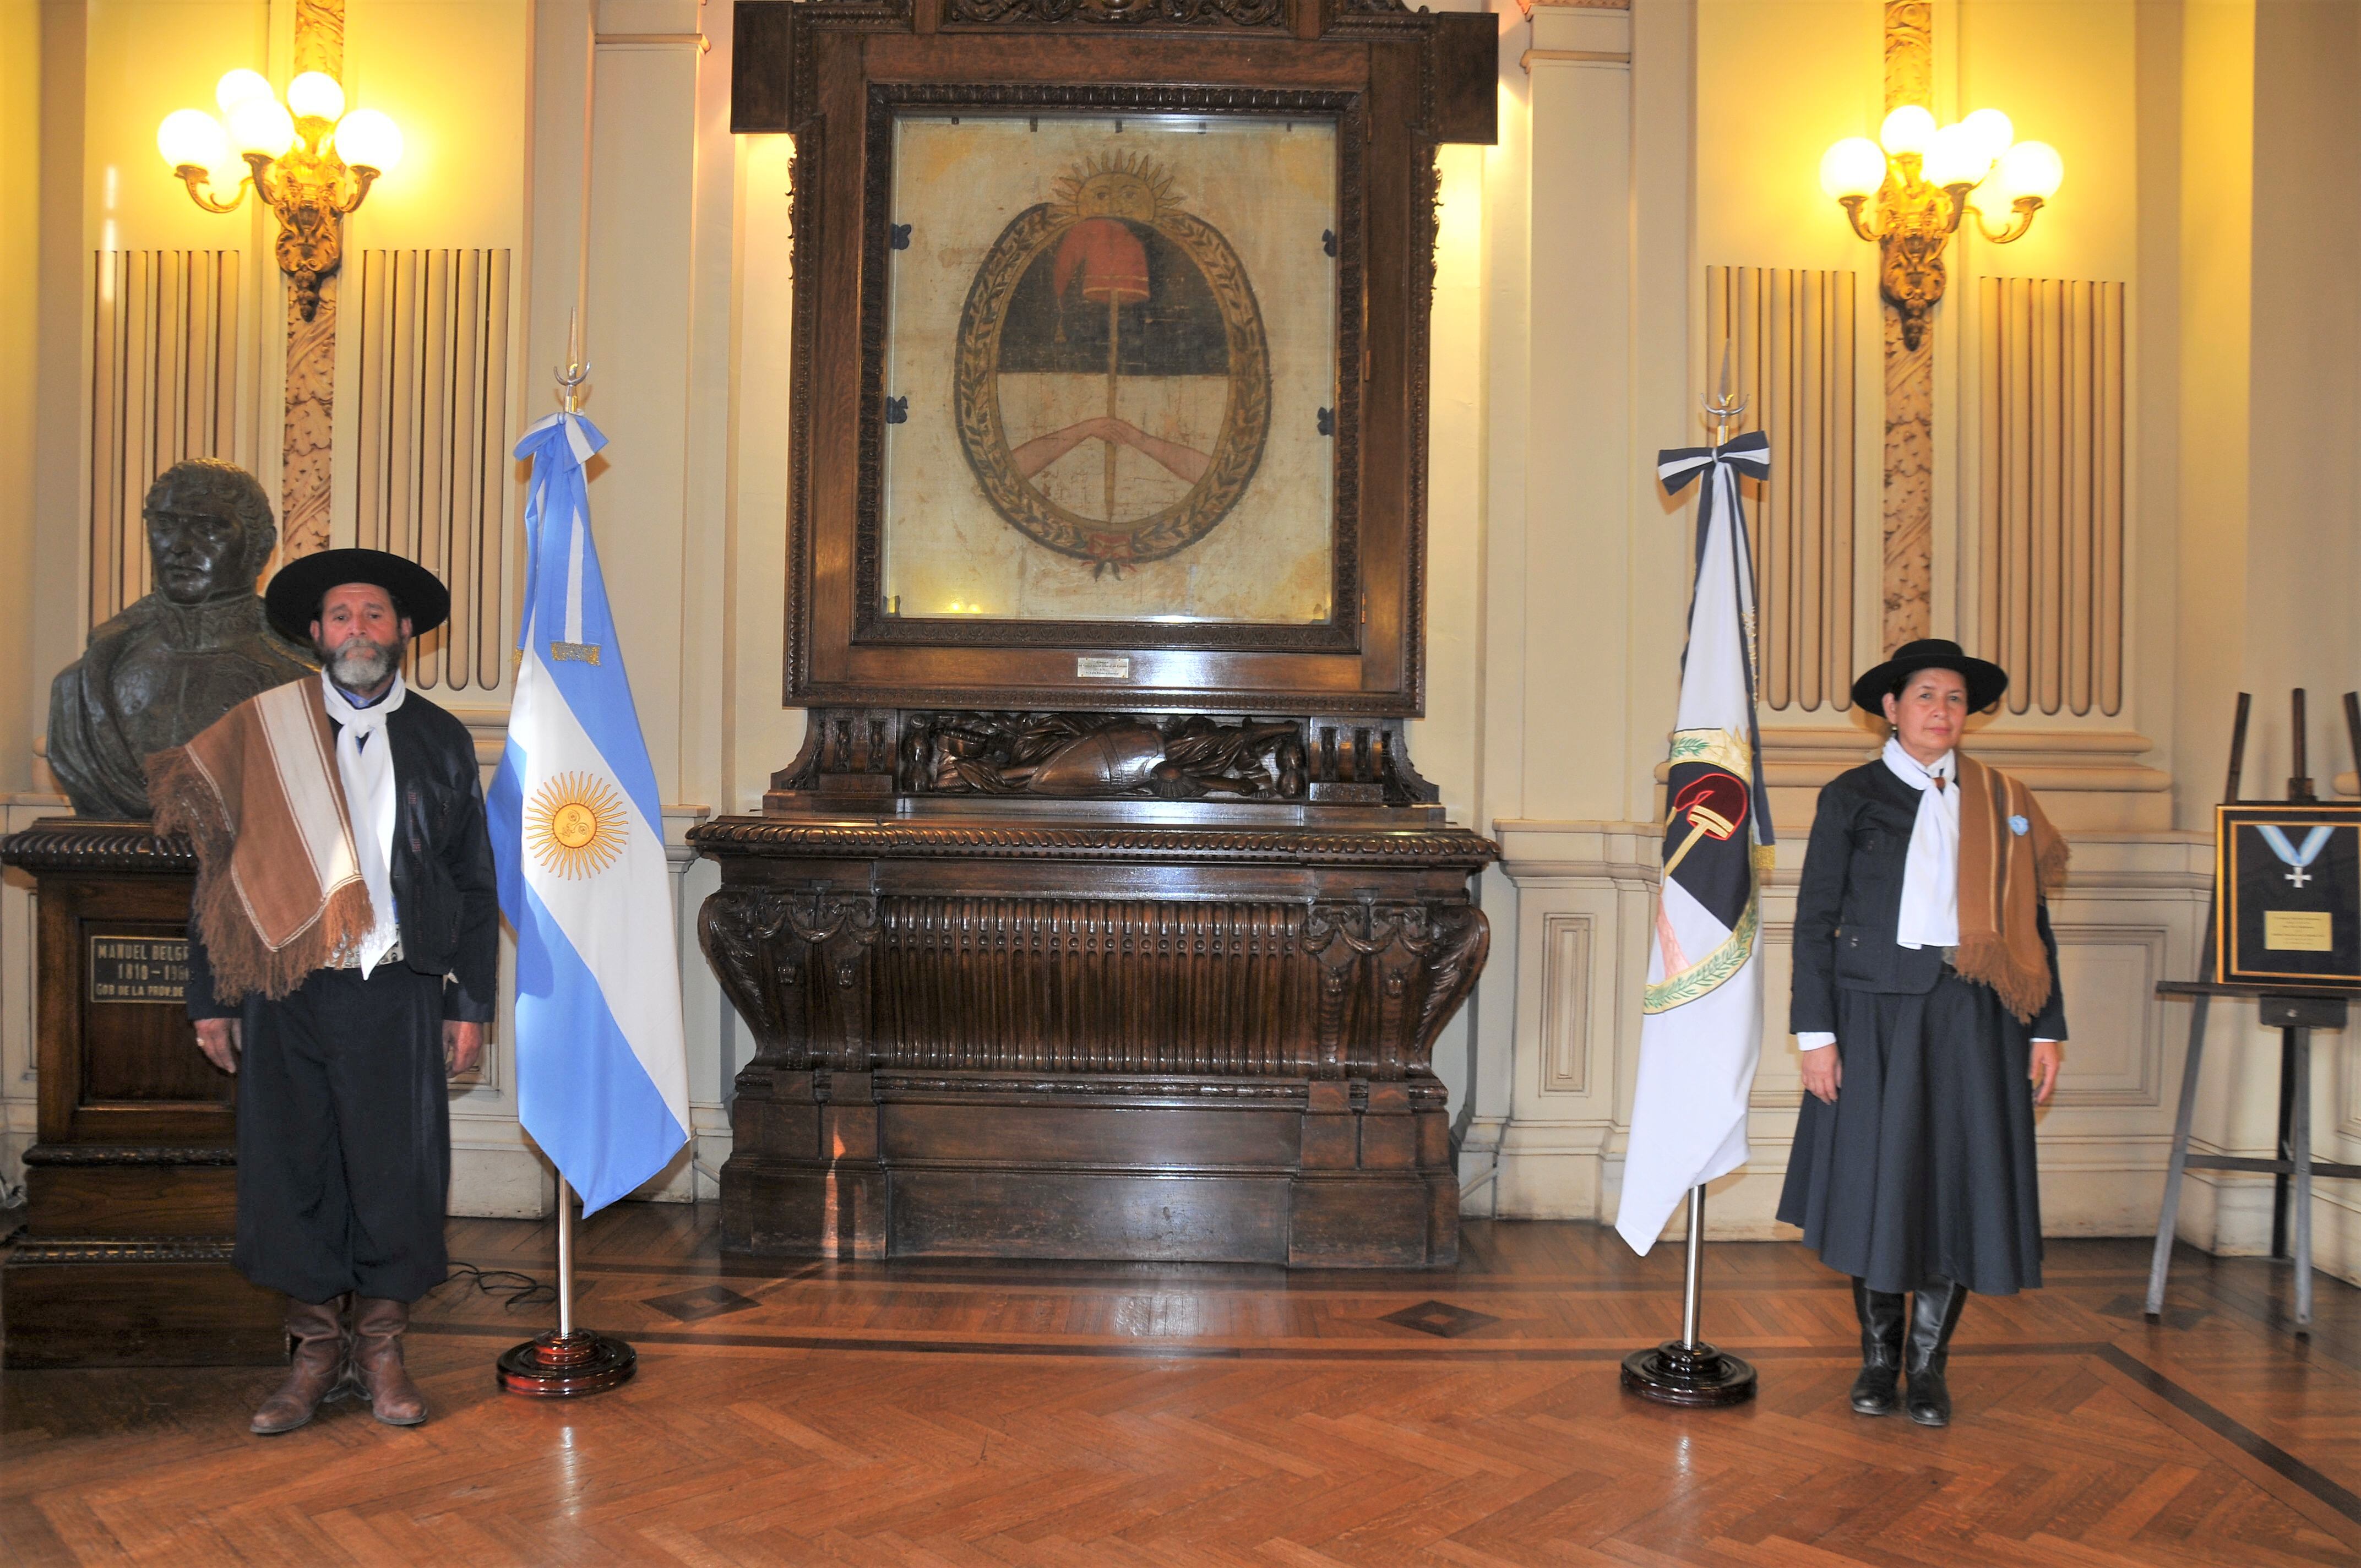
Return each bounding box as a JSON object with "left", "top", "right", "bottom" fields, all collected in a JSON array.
[
  {"left": 320, "top": 669, "right": 407, "bottom": 977},
  {"left": 1883, "top": 736, "right": 1960, "bottom": 950}
]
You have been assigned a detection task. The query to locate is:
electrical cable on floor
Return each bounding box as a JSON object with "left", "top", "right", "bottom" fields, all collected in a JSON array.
[{"left": 434, "top": 1260, "right": 557, "bottom": 1311}]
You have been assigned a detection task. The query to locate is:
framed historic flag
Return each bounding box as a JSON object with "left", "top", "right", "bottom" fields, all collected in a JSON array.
[
  {"left": 730, "top": 0, "right": 1497, "bottom": 715},
  {"left": 2215, "top": 803, "right": 2361, "bottom": 987}
]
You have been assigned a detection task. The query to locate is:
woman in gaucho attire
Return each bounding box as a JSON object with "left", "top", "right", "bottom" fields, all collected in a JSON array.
[{"left": 1781, "top": 639, "right": 2069, "bottom": 1428}]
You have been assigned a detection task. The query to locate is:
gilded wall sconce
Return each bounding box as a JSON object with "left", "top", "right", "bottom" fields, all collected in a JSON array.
[
  {"left": 1821, "top": 107, "right": 2063, "bottom": 350},
  {"left": 157, "top": 70, "right": 404, "bottom": 322}
]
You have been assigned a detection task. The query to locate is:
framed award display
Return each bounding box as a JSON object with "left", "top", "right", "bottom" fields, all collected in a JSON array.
[{"left": 2215, "top": 803, "right": 2361, "bottom": 987}]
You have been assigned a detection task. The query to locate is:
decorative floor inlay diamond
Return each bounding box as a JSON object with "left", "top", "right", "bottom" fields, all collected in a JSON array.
[
  {"left": 2099, "top": 1292, "right": 2208, "bottom": 1331},
  {"left": 1380, "top": 1299, "right": 1500, "bottom": 1338},
  {"left": 643, "top": 1283, "right": 761, "bottom": 1323}
]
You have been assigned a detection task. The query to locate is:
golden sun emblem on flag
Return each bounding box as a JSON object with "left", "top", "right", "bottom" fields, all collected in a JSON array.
[{"left": 525, "top": 772, "right": 629, "bottom": 879}]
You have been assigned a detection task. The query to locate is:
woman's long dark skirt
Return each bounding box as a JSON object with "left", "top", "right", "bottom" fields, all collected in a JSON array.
[{"left": 1776, "top": 971, "right": 2044, "bottom": 1296}]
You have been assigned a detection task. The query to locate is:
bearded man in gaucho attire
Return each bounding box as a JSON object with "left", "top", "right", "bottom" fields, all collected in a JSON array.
[{"left": 148, "top": 548, "right": 498, "bottom": 1436}]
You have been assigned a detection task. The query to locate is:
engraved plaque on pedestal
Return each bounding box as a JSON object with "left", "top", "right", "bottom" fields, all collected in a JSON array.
[{"left": 0, "top": 820, "right": 280, "bottom": 1368}]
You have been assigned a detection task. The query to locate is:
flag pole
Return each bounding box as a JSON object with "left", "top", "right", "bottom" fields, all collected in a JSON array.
[
  {"left": 1620, "top": 362, "right": 1760, "bottom": 1408},
  {"left": 1621, "top": 1185, "right": 1755, "bottom": 1405},
  {"left": 496, "top": 313, "right": 637, "bottom": 1396},
  {"left": 498, "top": 1175, "right": 638, "bottom": 1395},
  {"left": 498, "top": 34, "right": 633, "bottom": 1390}
]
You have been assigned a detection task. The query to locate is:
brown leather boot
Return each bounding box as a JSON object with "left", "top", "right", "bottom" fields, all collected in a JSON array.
[
  {"left": 351, "top": 1295, "right": 428, "bottom": 1425},
  {"left": 250, "top": 1295, "right": 349, "bottom": 1436}
]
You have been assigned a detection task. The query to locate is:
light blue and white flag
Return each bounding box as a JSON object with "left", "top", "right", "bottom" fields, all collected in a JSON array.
[{"left": 489, "top": 411, "right": 690, "bottom": 1214}]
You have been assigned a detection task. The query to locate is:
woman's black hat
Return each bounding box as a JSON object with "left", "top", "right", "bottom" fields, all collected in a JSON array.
[
  {"left": 1849, "top": 638, "right": 2009, "bottom": 715},
  {"left": 264, "top": 548, "right": 451, "bottom": 644}
]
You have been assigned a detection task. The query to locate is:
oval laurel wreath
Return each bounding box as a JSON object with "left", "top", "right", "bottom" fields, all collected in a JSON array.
[{"left": 952, "top": 204, "right": 1272, "bottom": 566}]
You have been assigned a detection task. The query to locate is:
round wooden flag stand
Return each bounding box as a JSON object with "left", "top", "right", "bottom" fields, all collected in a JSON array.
[
  {"left": 497, "top": 1178, "right": 637, "bottom": 1397},
  {"left": 1620, "top": 1186, "right": 1758, "bottom": 1407}
]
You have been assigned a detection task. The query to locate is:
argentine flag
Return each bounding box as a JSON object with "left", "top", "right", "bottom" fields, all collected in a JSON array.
[{"left": 488, "top": 411, "right": 690, "bottom": 1213}]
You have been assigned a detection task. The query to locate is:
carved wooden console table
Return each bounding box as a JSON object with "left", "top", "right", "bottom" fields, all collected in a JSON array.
[
  {"left": 716, "top": 4, "right": 1498, "bottom": 1263},
  {"left": 692, "top": 712, "right": 1494, "bottom": 1265}
]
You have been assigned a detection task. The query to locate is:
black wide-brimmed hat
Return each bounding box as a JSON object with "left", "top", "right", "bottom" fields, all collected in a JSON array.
[
  {"left": 264, "top": 548, "right": 451, "bottom": 644},
  {"left": 1849, "top": 638, "right": 2009, "bottom": 715}
]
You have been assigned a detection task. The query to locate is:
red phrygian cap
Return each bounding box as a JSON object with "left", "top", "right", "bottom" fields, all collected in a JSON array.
[{"left": 1054, "top": 217, "right": 1150, "bottom": 306}]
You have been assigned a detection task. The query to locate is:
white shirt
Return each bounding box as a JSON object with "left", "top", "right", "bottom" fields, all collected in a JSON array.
[
  {"left": 1887, "top": 738, "right": 1961, "bottom": 950},
  {"left": 1799, "top": 739, "right": 2054, "bottom": 1050},
  {"left": 322, "top": 670, "right": 406, "bottom": 978}
]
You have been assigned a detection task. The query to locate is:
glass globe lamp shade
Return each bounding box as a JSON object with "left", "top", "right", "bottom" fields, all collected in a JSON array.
[
  {"left": 205, "top": 155, "right": 251, "bottom": 197},
  {"left": 157, "top": 108, "right": 230, "bottom": 173},
  {"left": 1993, "top": 140, "right": 2065, "bottom": 202},
  {"left": 286, "top": 71, "right": 346, "bottom": 123},
  {"left": 1959, "top": 108, "right": 2015, "bottom": 167},
  {"left": 226, "top": 96, "right": 297, "bottom": 159},
  {"left": 214, "top": 69, "right": 275, "bottom": 116},
  {"left": 1879, "top": 105, "right": 1937, "bottom": 159},
  {"left": 1819, "top": 138, "right": 1889, "bottom": 200},
  {"left": 1923, "top": 123, "right": 1992, "bottom": 189},
  {"left": 332, "top": 108, "right": 404, "bottom": 174}
]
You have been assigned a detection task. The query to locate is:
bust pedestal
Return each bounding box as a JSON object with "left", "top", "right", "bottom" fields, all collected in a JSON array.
[
  {"left": 692, "top": 715, "right": 1497, "bottom": 1267},
  {"left": 0, "top": 820, "right": 280, "bottom": 1367}
]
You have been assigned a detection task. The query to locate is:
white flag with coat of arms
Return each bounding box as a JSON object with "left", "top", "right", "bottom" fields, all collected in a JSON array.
[{"left": 1614, "top": 429, "right": 1776, "bottom": 1253}]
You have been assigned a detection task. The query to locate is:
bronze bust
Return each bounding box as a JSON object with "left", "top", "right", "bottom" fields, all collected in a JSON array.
[{"left": 47, "top": 459, "right": 314, "bottom": 819}]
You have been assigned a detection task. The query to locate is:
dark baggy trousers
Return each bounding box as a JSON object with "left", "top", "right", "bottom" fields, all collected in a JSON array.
[{"left": 233, "top": 962, "right": 451, "bottom": 1304}]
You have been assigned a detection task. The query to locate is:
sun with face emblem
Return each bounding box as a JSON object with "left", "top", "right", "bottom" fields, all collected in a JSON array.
[{"left": 525, "top": 771, "right": 629, "bottom": 879}]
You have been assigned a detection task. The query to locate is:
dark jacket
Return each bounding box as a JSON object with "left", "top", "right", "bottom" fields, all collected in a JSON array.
[
  {"left": 1790, "top": 758, "right": 2067, "bottom": 1040},
  {"left": 187, "top": 689, "right": 499, "bottom": 1023}
]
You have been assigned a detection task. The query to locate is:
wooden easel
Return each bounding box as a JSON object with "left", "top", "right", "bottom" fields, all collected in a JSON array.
[{"left": 2145, "top": 690, "right": 2361, "bottom": 1331}]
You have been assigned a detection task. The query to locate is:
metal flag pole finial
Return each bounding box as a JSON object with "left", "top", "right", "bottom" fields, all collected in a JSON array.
[
  {"left": 1703, "top": 342, "right": 1749, "bottom": 447},
  {"left": 497, "top": 1174, "right": 638, "bottom": 1396},
  {"left": 555, "top": 308, "right": 590, "bottom": 415}
]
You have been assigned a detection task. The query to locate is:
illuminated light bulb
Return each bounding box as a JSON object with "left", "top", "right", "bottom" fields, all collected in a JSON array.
[
  {"left": 1960, "top": 107, "right": 2015, "bottom": 167},
  {"left": 206, "top": 155, "right": 251, "bottom": 197},
  {"left": 286, "top": 71, "right": 345, "bottom": 123},
  {"left": 157, "top": 108, "right": 230, "bottom": 173},
  {"left": 1993, "top": 140, "right": 2064, "bottom": 202},
  {"left": 214, "top": 69, "right": 275, "bottom": 116},
  {"left": 226, "top": 95, "right": 296, "bottom": 159},
  {"left": 1879, "top": 105, "right": 1937, "bottom": 159},
  {"left": 332, "top": 108, "right": 404, "bottom": 173},
  {"left": 1819, "top": 137, "right": 1889, "bottom": 200},
  {"left": 1924, "top": 123, "right": 1992, "bottom": 189}
]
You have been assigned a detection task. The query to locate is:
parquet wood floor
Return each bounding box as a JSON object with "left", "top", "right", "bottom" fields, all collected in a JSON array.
[{"left": 3, "top": 1210, "right": 2354, "bottom": 1567}]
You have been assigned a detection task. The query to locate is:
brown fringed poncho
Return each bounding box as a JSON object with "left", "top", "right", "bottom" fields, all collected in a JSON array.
[
  {"left": 1952, "top": 753, "right": 2071, "bottom": 1022},
  {"left": 146, "top": 679, "right": 377, "bottom": 1004}
]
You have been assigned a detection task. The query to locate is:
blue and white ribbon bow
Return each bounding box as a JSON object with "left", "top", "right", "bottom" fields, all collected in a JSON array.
[{"left": 2257, "top": 824, "right": 2336, "bottom": 887}]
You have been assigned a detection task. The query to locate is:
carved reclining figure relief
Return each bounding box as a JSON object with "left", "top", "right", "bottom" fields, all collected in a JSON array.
[{"left": 908, "top": 712, "right": 1308, "bottom": 800}]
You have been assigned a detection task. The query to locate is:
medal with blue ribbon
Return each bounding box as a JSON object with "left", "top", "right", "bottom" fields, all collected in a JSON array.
[{"left": 2257, "top": 824, "right": 2335, "bottom": 888}]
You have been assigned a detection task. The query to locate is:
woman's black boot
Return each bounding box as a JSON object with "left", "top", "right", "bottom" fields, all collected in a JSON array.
[
  {"left": 1905, "top": 1278, "right": 1969, "bottom": 1427},
  {"left": 1849, "top": 1280, "right": 1907, "bottom": 1415}
]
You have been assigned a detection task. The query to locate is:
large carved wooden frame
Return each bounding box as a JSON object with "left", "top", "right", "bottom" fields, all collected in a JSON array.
[
  {"left": 733, "top": 0, "right": 1496, "bottom": 717},
  {"left": 852, "top": 81, "right": 1368, "bottom": 663}
]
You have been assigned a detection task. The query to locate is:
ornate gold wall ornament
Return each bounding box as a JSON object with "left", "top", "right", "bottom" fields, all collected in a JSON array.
[
  {"left": 155, "top": 70, "right": 402, "bottom": 323},
  {"left": 1822, "top": 107, "right": 2063, "bottom": 352}
]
